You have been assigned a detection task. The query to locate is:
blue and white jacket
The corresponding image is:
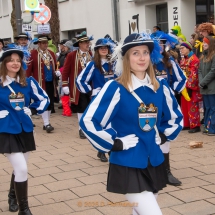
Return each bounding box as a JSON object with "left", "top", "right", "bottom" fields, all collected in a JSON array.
[
  {"left": 76, "top": 59, "right": 116, "bottom": 98},
  {"left": 155, "top": 56, "right": 186, "bottom": 93},
  {"left": 80, "top": 74, "right": 183, "bottom": 169},
  {"left": 0, "top": 76, "right": 49, "bottom": 134}
]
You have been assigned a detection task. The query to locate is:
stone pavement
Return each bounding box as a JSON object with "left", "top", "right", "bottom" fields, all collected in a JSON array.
[{"left": 0, "top": 107, "right": 215, "bottom": 215}]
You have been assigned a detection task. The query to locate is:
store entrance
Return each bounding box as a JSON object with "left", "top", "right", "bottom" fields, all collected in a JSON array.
[
  {"left": 196, "top": 0, "right": 214, "bottom": 24},
  {"left": 156, "top": 3, "right": 168, "bottom": 33}
]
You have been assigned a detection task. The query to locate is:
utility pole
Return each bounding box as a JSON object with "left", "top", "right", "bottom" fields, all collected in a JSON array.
[{"left": 14, "top": 0, "right": 22, "bottom": 34}]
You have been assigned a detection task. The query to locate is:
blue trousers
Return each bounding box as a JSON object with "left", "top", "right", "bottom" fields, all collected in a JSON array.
[{"left": 203, "top": 94, "right": 215, "bottom": 134}]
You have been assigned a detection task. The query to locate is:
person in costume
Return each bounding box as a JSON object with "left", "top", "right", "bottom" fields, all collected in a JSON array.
[
  {"left": 26, "top": 35, "right": 57, "bottom": 133},
  {"left": 14, "top": 33, "right": 30, "bottom": 47},
  {"left": 171, "top": 25, "right": 186, "bottom": 41},
  {"left": 76, "top": 37, "right": 116, "bottom": 162},
  {"left": 0, "top": 38, "right": 4, "bottom": 58},
  {"left": 0, "top": 48, "right": 49, "bottom": 215},
  {"left": 198, "top": 36, "right": 215, "bottom": 136},
  {"left": 62, "top": 31, "right": 93, "bottom": 139},
  {"left": 180, "top": 41, "right": 202, "bottom": 133},
  {"left": 151, "top": 31, "right": 188, "bottom": 186},
  {"left": 80, "top": 32, "right": 183, "bottom": 215}
]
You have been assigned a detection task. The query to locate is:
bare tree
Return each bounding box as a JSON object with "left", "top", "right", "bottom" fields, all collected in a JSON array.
[
  {"left": 44, "top": 0, "right": 60, "bottom": 46},
  {"left": 10, "top": 0, "right": 17, "bottom": 38}
]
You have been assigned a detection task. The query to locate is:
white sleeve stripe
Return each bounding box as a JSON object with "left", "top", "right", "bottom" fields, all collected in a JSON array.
[
  {"left": 30, "top": 80, "right": 49, "bottom": 111},
  {"left": 83, "top": 80, "right": 117, "bottom": 144},
  {"left": 163, "top": 85, "right": 178, "bottom": 135},
  {"left": 170, "top": 60, "right": 182, "bottom": 82}
]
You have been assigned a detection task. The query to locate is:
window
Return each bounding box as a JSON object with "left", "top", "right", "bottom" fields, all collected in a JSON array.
[
  {"left": 196, "top": 0, "right": 214, "bottom": 23},
  {"left": 156, "top": 4, "right": 168, "bottom": 33}
]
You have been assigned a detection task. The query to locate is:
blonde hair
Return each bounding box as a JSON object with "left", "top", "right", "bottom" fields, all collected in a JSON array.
[{"left": 117, "top": 49, "right": 160, "bottom": 91}]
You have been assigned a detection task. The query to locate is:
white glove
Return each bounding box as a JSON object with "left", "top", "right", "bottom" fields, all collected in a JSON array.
[
  {"left": 116, "top": 134, "right": 139, "bottom": 150},
  {"left": 55, "top": 70, "right": 61, "bottom": 77},
  {"left": 0, "top": 110, "right": 9, "bottom": 119},
  {"left": 23, "top": 107, "right": 32, "bottom": 117},
  {"left": 62, "top": 86, "right": 70, "bottom": 94}
]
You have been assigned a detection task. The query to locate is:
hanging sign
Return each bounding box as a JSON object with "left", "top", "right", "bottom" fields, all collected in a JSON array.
[
  {"left": 34, "top": 4, "right": 51, "bottom": 24},
  {"left": 24, "top": 0, "right": 40, "bottom": 12},
  {"left": 37, "top": 23, "right": 51, "bottom": 34},
  {"left": 22, "top": 24, "right": 32, "bottom": 32}
]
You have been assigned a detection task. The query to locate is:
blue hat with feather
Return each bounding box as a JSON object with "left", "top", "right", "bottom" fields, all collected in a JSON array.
[{"left": 94, "top": 37, "right": 116, "bottom": 53}]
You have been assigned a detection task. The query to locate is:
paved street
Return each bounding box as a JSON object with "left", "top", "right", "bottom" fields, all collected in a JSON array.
[{"left": 0, "top": 107, "right": 215, "bottom": 215}]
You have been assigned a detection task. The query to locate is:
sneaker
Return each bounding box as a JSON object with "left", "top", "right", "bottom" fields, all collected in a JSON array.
[
  {"left": 79, "top": 129, "right": 86, "bottom": 139},
  {"left": 202, "top": 129, "right": 208, "bottom": 135},
  {"left": 208, "top": 133, "right": 215, "bottom": 136},
  {"left": 43, "top": 124, "right": 54, "bottom": 133}
]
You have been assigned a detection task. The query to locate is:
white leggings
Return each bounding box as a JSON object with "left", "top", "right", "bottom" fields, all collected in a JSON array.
[
  {"left": 126, "top": 191, "right": 162, "bottom": 215},
  {"left": 5, "top": 152, "right": 30, "bottom": 182},
  {"left": 160, "top": 141, "right": 170, "bottom": 154}
]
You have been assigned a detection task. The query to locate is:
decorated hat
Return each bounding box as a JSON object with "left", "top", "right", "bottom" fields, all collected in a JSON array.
[
  {"left": 14, "top": 32, "right": 30, "bottom": 40},
  {"left": 33, "top": 35, "right": 51, "bottom": 44},
  {"left": 0, "top": 38, "right": 4, "bottom": 47},
  {"left": 180, "top": 41, "right": 192, "bottom": 51},
  {"left": 63, "top": 40, "right": 73, "bottom": 49},
  {"left": 0, "top": 48, "right": 24, "bottom": 62},
  {"left": 94, "top": 37, "right": 116, "bottom": 53},
  {"left": 59, "top": 39, "right": 69, "bottom": 45},
  {"left": 73, "top": 31, "right": 94, "bottom": 47}
]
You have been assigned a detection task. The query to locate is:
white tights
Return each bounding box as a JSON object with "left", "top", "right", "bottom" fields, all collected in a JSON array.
[
  {"left": 77, "top": 113, "right": 83, "bottom": 129},
  {"left": 125, "top": 191, "right": 162, "bottom": 215},
  {"left": 5, "top": 152, "right": 30, "bottom": 182},
  {"left": 42, "top": 110, "right": 51, "bottom": 126},
  {"left": 160, "top": 141, "right": 170, "bottom": 153}
]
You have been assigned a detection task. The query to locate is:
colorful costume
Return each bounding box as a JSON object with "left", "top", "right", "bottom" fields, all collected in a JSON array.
[{"left": 180, "top": 51, "right": 201, "bottom": 129}]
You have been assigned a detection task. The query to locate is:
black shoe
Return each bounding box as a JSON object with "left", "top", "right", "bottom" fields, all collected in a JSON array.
[
  {"left": 8, "top": 174, "right": 18, "bottom": 212},
  {"left": 188, "top": 126, "right": 201, "bottom": 133},
  {"left": 182, "top": 127, "right": 189, "bottom": 130},
  {"left": 14, "top": 180, "right": 33, "bottom": 215},
  {"left": 51, "top": 108, "right": 56, "bottom": 113},
  {"left": 97, "top": 152, "right": 108, "bottom": 162},
  {"left": 79, "top": 129, "right": 86, "bottom": 139},
  {"left": 58, "top": 105, "right": 63, "bottom": 109},
  {"left": 33, "top": 124, "right": 36, "bottom": 127},
  {"left": 200, "top": 118, "right": 204, "bottom": 124},
  {"left": 202, "top": 129, "right": 208, "bottom": 135},
  {"left": 43, "top": 124, "right": 54, "bottom": 133},
  {"left": 167, "top": 170, "right": 182, "bottom": 186}
]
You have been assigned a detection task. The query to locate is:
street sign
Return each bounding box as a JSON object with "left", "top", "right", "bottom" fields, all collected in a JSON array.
[
  {"left": 24, "top": 0, "right": 40, "bottom": 12},
  {"left": 37, "top": 24, "right": 51, "bottom": 34},
  {"left": 22, "top": 24, "right": 32, "bottom": 32},
  {"left": 34, "top": 4, "right": 51, "bottom": 24}
]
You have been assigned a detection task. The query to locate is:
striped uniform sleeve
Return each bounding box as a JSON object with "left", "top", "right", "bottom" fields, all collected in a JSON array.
[
  {"left": 28, "top": 77, "right": 50, "bottom": 114},
  {"left": 80, "top": 80, "right": 120, "bottom": 153},
  {"left": 76, "top": 61, "right": 94, "bottom": 93},
  {"left": 170, "top": 58, "right": 186, "bottom": 93},
  {"left": 158, "top": 79, "right": 183, "bottom": 141}
]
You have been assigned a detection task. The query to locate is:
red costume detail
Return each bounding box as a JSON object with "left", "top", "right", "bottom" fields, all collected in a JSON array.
[
  {"left": 61, "top": 95, "right": 72, "bottom": 117},
  {"left": 180, "top": 53, "right": 201, "bottom": 129}
]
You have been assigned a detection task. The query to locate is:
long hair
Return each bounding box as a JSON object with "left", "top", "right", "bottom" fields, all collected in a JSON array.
[
  {"left": 200, "top": 36, "right": 215, "bottom": 62},
  {"left": 93, "top": 48, "right": 111, "bottom": 73},
  {"left": 117, "top": 49, "right": 160, "bottom": 91},
  {"left": 0, "top": 55, "right": 27, "bottom": 86}
]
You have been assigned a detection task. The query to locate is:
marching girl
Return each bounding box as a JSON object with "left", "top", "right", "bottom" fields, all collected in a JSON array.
[
  {"left": 76, "top": 37, "right": 116, "bottom": 162},
  {"left": 151, "top": 31, "right": 188, "bottom": 186},
  {"left": 80, "top": 33, "right": 183, "bottom": 215},
  {"left": 0, "top": 48, "right": 49, "bottom": 215}
]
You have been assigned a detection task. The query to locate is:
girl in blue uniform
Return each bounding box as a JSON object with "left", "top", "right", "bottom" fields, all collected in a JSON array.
[
  {"left": 0, "top": 48, "right": 49, "bottom": 215},
  {"left": 80, "top": 33, "right": 183, "bottom": 215},
  {"left": 76, "top": 38, "right": 116, "bottom": 162}
]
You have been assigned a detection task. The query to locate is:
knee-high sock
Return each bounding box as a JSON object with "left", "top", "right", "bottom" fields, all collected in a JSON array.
[
  {"left": 126, "top": 191, "right": 162, "bottom": 215},
  {"left": 6, "top": 153, "right": 29, "bottom": 182},
  {"left": 160, "top": 141, "right": 170, "bottom": 153},
  {"left": 77, "top": 113, "right": 83, "bottom": 129},
  {"left": 42, "top": 111, "right": 50, "bottom": 126}
]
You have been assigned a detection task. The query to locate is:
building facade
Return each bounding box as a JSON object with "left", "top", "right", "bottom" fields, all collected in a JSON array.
[{"left": 0, "top": 0, "right": 214, "bottom": 43}]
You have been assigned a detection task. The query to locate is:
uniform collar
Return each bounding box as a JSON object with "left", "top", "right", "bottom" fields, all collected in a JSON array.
[
  {"left": 128, "top": 73, "right": 155, "bottom": 92},
  {"left": 79, "top": 50, "right": 88, "bottom": 55},
  {"left": 2, "top": 75, "right": 20, "bottom": 86},
  {"left": 101, "top": 58, "right": 107, "bottom": 65}
]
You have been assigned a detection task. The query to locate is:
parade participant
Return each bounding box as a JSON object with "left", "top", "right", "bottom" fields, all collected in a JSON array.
[
  {"left": 14, "top": 33, "right": 30, "bottom": 47},
  {"left": 80, "top": 32, "right": 183, "bottom": 215},
  {"left": 198, "top": 22, "right": 215, "bottom": 37},
  {"left": 57, "top": 39, "right": 69, "bottom": 69},
  {"left": 76, "top": 37, "right": 116, "bottom": 162},
  {"left": 171, "top": 25, "right": 186, "bottom": 41},
  {"left": 151, "top": 31, "right": 188, "bottom": 186},
  {"left": 0, "top": 38, "right": 4, "bottom": 58},
  {"left": 62, "top": 31, "right": 93, "bottom": 139},
  {"left": 26, "top": 35, "right": 57, "bottom": 133},
  {"left": 180, "top": 41, "right": 201, "bottom": 133},
  {"left": 0, "top": 48, "right": 49, "bottom": 214},
  {"left": 152, "top": 26, "right": 161, "bottom": 33},
  {"left": 198, "top": 36, "right": 215, "bottom": 136}
]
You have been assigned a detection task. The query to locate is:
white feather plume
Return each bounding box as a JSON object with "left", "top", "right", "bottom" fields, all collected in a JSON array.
[{"left": 111, "top": 41, "right": 123, "bottom": 77}]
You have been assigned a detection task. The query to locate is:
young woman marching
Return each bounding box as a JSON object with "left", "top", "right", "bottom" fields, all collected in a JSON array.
[
  {"left": 198, "top": 36, "right": 215, "bottom": 136},
  {"left": 80, "top": 33, "right": 183, "bottom": 215},
  {"left": 0, "top": 48, "right": 49, "bottom": 215},
  {"left": 76, "top": 38, "right": 116, "bottom": 162}
]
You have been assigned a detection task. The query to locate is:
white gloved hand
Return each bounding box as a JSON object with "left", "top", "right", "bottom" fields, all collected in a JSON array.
[
  {"left": 0, "top": 110, "right": 9, "bottom": 119},
  {"left": 116, "top": 134, "right": 139, "bottom": 150},
  {"left": 62, "top": 86, "right": 70, "bottom": 94},
  {"left": 55, "top": 70, "right": 61, "bottom": 77},
  {"left": 23, "top": 107, "right": 32, "bottom": 117}
]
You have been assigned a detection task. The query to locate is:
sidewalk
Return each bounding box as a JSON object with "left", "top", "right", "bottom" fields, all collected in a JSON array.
[{"left": 0, "top": 107, "right": 215, "bottom": 215}]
